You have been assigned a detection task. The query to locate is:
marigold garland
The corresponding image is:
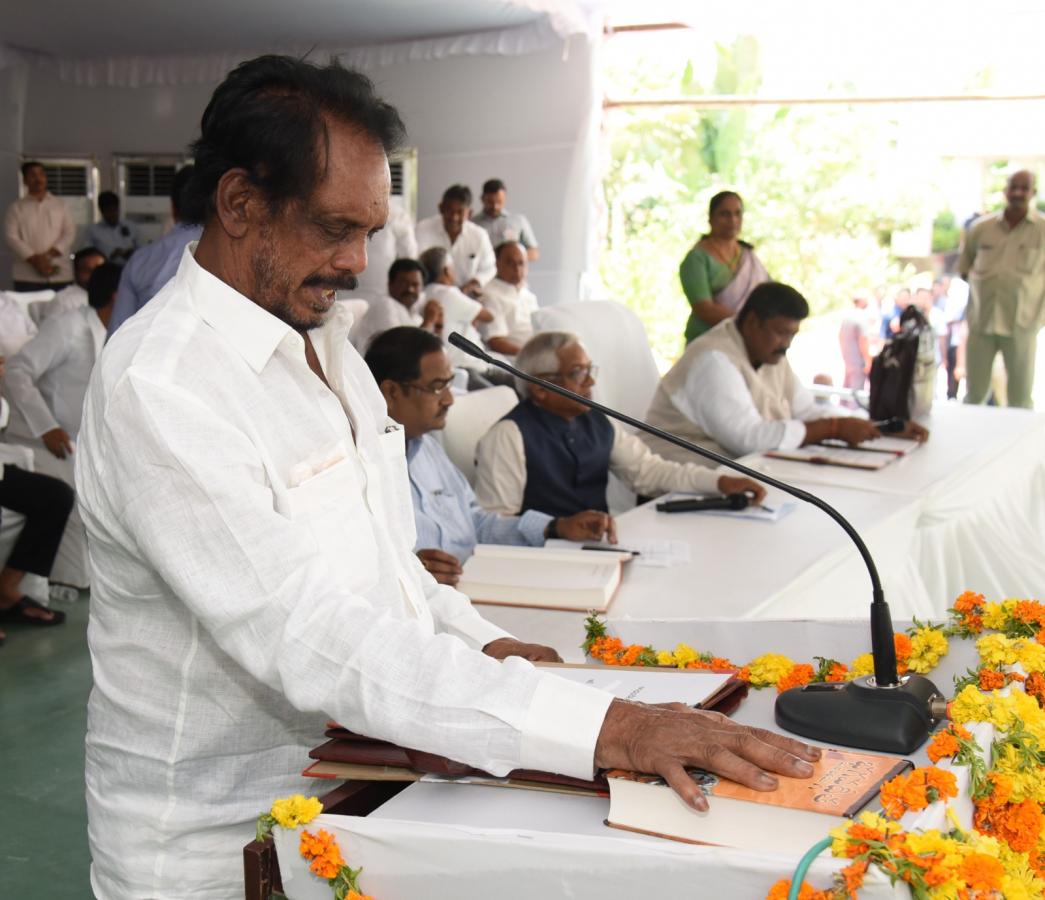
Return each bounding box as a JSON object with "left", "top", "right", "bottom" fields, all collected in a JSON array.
[
  {"left": 764, "top": 592, "right": 1045, "bottom": 899},
  {"left": 257, "top": 796, "right": 375, "bottom": 900},
  {"left": 582, "top": 613, "right": 949, "bottom": 692}
]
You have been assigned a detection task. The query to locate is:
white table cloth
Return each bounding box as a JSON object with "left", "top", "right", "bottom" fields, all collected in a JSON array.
[{"left": 275, "top": 620, "right": 977, "bottom": 900}]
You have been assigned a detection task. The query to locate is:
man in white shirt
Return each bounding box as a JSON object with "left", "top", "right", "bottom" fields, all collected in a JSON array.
[
  {"left": 0, "top": 291, "right": 37, "bottom": 356},
  {"left": 86, "top": 192, "right": 139, "bottom": 265},
  {"left": 4, "top": 161, "right": 75, "bottom": 290},
  {"left": 479, "top": 240, "right": 539, "bottom": 356},
  {"left": 75, "top": 57, "right": 817, "bottom": 900},
  {"left": 642, "top": 282, "right": 928, "bottom": 465},
  {"left": 5, "top": 262, "right": 119, "bottom": 590},
  {"left": 472, "top": 178, "right": 539, "bottom": 262},
  {"left": 350, "top": 257, "right": 440, "bottom": 353},
  {"left": 415, "top": 184, "right": 496, "bottom": 295},
  {"left": 475, "top": 331, "right": 766, "bottom": 518},
  {"left": 38, "top": 246, "right": 107, "bottom": 323},
  {"left": 419, "top": 245, "right": 497, "bottom": 388}
]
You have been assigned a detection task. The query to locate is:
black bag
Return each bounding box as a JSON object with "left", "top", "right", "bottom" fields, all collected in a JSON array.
[{"left": 869, "top": 306, "right": 934, "bottom": 420}]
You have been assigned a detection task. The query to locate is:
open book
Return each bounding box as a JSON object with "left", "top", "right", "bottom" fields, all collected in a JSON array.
[
  {"left": 457, "top": 544, "right": 631, "bottom": 612},
  {"left": 818, "top": 436, "right": 922, "bottom": 456},
  {"left": 765, "top": 445, "right": 895, "bottom": 470},
  {"left": 606, "top": 747, "right": 911, "bottom": 856}
]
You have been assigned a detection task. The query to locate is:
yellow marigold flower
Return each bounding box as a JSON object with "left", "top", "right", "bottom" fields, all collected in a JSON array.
[
  {"left": 1001, "top": 598, "right": 1021, "bottom": 615},
  {"left": 270, "top": 794, "right": 323, "bottom": 829},
  {"left": 672, "top": 643, "right": 697, "bottom": 667},
  {"left": 1018, "top": 640, "right": 1045, "bottom": 674},
  {"left": 655, "top": 650, "right": 675, "bottom": 667},
  {"left": 746, "top": 653, "right": 795, "bottom": 687},
  {"left": 850, "top": 653, "right": 875, "bottom": 678},
  {"left": 950, "top": 684, "right": 992, "bottom": 724},
  {"left": 908, "top": 627, "right": 949, "bottom": 674},
  {"left": 997, "top": 844, "right": 1045, "bottom": 898},
  {"left": 993, "top": 744, "right": 1045, "bottom": 804},
  {"left": 978, "top": 633, "right": 1020, "bottom": 668},
  {"left": 982, "top": 602, "right": 1008, "bottom": 630}
]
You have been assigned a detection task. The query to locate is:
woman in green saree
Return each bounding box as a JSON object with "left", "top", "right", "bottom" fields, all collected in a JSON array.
[{"left": 680, "top": 191, "right": 769, "bottom": 343}]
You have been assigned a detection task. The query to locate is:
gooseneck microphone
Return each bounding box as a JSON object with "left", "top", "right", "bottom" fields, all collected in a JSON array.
[{"left": 449, "top": 331, "right": 943, "bottom": 753}]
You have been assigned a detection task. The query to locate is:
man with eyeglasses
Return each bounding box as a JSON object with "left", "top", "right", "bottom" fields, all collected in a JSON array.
[
  {"left": 475, "top": 331, "right": 766, "bottom": 518},
  {"left": 365, "top": 326, "right": 616, "bottom": 588}
]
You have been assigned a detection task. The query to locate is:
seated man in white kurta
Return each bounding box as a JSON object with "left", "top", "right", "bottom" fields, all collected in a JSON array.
[
  {"left": 37, "top": 246, "right": 107, "bottom": 323},
  {"left": 350, "top": 257, "right": 441, "bottom": 353},
  {"left": 4, "top": 262, "right": 119, "bottom": 589},
  {"left": 75, "top": 57, "right": 819, "bottom": 900},
  {"left": 642, "top": 282, "right": 928, "bottom": 465},
  {"left": 478, "top": 240, "right": 539, "bottom": 357}
]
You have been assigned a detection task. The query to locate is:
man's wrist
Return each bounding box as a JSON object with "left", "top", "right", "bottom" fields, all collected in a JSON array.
[{"left": 544, "top": 517, "right": 559, "bottom": 539}]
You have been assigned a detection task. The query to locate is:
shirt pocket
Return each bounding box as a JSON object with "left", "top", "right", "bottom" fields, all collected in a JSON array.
[
  {"left": 1015, "top": 237, "right": 1043, "bottom": 275},
  {"left": 286, "top": 457, "right": 380, "bottom": 592},
  {"left": 374, "top": 423, "right": 416, "bottom": 548}
]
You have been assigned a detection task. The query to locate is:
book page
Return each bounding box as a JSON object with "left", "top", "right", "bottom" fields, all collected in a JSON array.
[
  {"left": 766, "top": 445, "right": 893, "bottom": 469},
  {"left": 538, "top": 664, "right": 734, "bottom": 708},
  {"left": 461, "top": 554, "right": 618, "bottom": 591}
]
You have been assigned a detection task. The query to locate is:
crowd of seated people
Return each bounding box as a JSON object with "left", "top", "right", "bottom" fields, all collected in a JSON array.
[{"left": 0, "top": 161, "right": 932, "bottom": 645}]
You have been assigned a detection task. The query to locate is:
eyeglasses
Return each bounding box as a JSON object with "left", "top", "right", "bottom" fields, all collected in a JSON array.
[
  {"left": 399, "top": 378, "right": 453, "bottom": 396},
  {"left": 536, "top": 364, "right": 598, "bottom": 384}
]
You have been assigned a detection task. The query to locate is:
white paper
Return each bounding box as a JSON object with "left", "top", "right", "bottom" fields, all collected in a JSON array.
[
  {"left": 545, "top": 537, "right": 691, "bottom": 567},
  {"left": 537, "top": 664, "right": 733, "bottom": 707}
]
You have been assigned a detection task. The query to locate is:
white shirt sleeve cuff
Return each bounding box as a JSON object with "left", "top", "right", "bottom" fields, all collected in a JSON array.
[
  {"left": 450, "top": 613, "right": 514, "bottom": 651},
  {"left": 519, "top": 674, "right": 614, "bottom": 780},
  {"left": 778, "top": 419, "right": 808, "bottom": 450}
]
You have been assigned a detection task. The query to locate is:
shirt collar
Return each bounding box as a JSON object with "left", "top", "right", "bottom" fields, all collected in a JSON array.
[{"left": 179, "top": 241, "right": 354, "bottom": 374}]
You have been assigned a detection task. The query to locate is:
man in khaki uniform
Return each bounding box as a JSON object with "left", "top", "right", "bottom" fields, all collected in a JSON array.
[{"left": 959, "top": 170, "right": 1045, "bottom": 409}]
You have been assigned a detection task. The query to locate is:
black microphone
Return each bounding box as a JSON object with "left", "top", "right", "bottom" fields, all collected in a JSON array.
[{"left": 448, "top": 331, "right": 944, "bottom": 753}]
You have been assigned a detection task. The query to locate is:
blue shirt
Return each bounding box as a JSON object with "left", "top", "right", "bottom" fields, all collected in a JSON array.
[
  {"left": 87, "top": 219, "right": 140, "bottom": 262},
  {"left": 407, "top": 433, "right": 551, "bottom": 560},
  {"left": 108, "top": 224, "right": 203, "bottom": 335}
]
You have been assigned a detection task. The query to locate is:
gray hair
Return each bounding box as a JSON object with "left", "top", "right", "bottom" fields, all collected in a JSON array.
[
  {"left": 418, "top": 246, "right": 450, "bottom": 285},
  {"left": 513, "top": 331, "right": 581, "bottom": 397}
]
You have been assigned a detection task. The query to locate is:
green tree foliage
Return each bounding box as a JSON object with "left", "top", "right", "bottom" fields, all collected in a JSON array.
[{"left": 600, "top": 36, "right": 924, "bottom": 363}]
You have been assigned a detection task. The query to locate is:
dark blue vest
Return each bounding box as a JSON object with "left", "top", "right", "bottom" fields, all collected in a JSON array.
[{"left": 505, "top": 400, "right": 615, "bottom": 518}]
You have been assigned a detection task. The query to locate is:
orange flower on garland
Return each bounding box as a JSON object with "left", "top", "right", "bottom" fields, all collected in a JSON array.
[
  {"left": 893, "top": 633, "right": 912, "bottom": 674},
  {"left": 766, "top": 879, "right": 830, "bottom": 900},
  {"left": 826, "top": 662, "right": 849, "bottom": 683},
  {"left": 926, "top": 723, "right": 972, "bottom": 763},
  {"left": 952, "top": 590, "right": 986, "bottom": 635},
  {"left": 777, "top": 663, "right": 816, "bottom": 693},
  {"left": 1013, "top": 599, "right": 1045, "bottom": 628},
  {"left": 973, "top": 772, "right": 1044, "bottom": 854},
  {"left": 879, "top": 767, "right": 958, "bottom": 819},
  {"left": 839, "top": 858, "right": 869, "bottom": 895},
  {"left": 1026, "top": 670, "right": 1045, "bottom": 708},
  {"left": 978, "top": 668, "right": 1006, "bottom": 690},
  {"left": 299, "top": 829, "right": 345, "bottom": 880},
  {"left": 956, "top": 853, "right": 1005, "bottom": 893}
]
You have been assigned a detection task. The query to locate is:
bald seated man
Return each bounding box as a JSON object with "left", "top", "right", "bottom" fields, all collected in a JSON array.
[{"left": 479, "top": 241, "right": 539, "bottom": 357}]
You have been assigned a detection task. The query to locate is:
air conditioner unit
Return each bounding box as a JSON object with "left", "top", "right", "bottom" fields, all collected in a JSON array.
[
  {"left": 18, "top": 156, "right": 99, "bottom": 253},
  {"left": 388, "top": 147, "right": 417, "bottom": 220},
  {"left": 114, "top": 155, "right": 192, "bottom": 246}
]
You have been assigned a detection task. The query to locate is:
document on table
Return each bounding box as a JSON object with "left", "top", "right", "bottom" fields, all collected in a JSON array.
[
  {"left": 544, "top": 537, "right": 692, "bottom": 567},
  {"left": 659, "top": 492, "right": 797, "bottom": 524}
]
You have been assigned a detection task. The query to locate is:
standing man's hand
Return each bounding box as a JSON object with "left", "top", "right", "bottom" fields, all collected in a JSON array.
[
  {"left": 42, "top": 427, "right": 74, "bottom": 459},
  {"left": 898, "top": 421, "right": 930, "bottom": 442},
  {"left": 551, "top": 511, "right": 617, "bottom": 544},
  {"left": 416, "top": 548, "right": 463, "bottom": 586},
  {"left": 482, "top": 637, "right": 562, "bottom": 663},
  {"left": 594, "top": 700, "right": 820, "bottom": 811},
  {"left": 836, "top": 417, "right": 881, "bottom": 446}
]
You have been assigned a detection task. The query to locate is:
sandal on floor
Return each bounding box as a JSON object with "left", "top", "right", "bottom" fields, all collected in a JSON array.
[{"left": 0, "top": 597, "right": 66, "bottom": 627}]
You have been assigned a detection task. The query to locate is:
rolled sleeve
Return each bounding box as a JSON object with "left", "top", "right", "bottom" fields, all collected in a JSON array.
[
  {"left": 520, "top": 673, "right": 614, "bottom": 778},
  {"left": 609, "top": 420, "right": 719, "bottom": 496}
]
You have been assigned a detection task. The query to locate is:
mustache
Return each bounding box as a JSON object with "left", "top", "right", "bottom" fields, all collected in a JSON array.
[
  {"left": 302, "top": 273, "right": 359, "bottom": 292},
  {"left": 773, "top": 348, "right": 788, "bottom": 357}
]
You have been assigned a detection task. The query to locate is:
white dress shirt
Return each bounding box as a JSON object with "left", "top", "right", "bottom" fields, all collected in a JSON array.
[
  {"left": 475, "top": 415, "right": 723, "bottom": 515},
  {"left": 4, "top": 305, "right": 106, "bottom": 440},
  {"left": 423, "top": 282, "right": 485, "bottom": 371},
  {"left": 76, "top": 245, "right": 613, "bottom": 899},
  {"left": 350, "top": 294, "right": 421, "bottom": 353},
  {"left": 669, "top": 351, "right": 834, "bottom": 457},
  {"left": 415, "top": 216, "right": 496, "bottom": 287},
  {"left": 3, "top": 192, "right": 75, "bottom": 284},
  {"left": 351, "top": 205, "right": 418, "bottom": 300},
  {"left": 38, "top": 284, "right": 88, "bottom": 322},
  {"left": 0, "top": 292, "right": 38, "bottom": 356},
  {"left": 479, "top": 277, "right": 538, "bottom": 345}
]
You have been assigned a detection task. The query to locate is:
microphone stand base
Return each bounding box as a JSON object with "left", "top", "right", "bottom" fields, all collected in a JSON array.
[{"left": 774, "top": 674, "right": 945, "bottom": 754}]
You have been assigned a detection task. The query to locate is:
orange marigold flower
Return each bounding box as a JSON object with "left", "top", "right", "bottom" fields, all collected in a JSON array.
[
  {"left": 618, "top": 644, "right": 643, "bottom": 666},
  {"left": 1013, "top": 600, "right": 1045, "bottom": 625},
  {"left": 957, "top": 854, "right": 1005, "bottom": 892},
  {"left": 978, "top": 668, "right": 1007, "bottom": 690},
  {"left": 777, "top": 663, "right": 816, "bottom": 693},
  {"left": 840, "top": 858, "right": 869, "bottom": 896},
  {"left": 765, "top": 880, "right": 828, "bottom": 900},
  {"left": 880, "top": 767, "right": 956, "bottom": 819},
  {"left": 708, "top": 656, "right": 735, "bottom": 670},
  {"left": 953, "top": 590, "right": 985, "bottom": 613},
  {"left": 893, "top": 632, "right": 913, "bottom": 661},
  {"left": 737, "top": 666, "right": 751, "bottom": 683},
  {"left": 299, "top": 829, "right": 345, "bottom": 880},
  {"left": 962, "top": 613, "right": 984, "bottom": 633},
  {"left": 926, "top": 730, "right": 961, "bottom": 763},
  {"left": 1026, "top": 671, "right": 1045, "bottom": 707},
  {"left": 826, "top": 662, "right": 849, "bottom": 683}
]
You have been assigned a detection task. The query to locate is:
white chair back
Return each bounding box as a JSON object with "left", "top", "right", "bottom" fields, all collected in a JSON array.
[
  {"left": 442, "top": 385, "right": 518, "bottom": 486},
  {"left": 530, "top": 300, "right": 660, "bottom": 421}
]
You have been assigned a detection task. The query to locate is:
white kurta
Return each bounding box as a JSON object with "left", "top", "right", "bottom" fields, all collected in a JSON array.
[
  {"left": 349, "top": 204, "right": 418, "bottom": 300},
  {"left": 3, "top": 192, "right": 75, "bottom": 284},
  {"left": 479, "top": 277, "right": 539, "bottom": 346},
  {"left": 350, "top": 294, "right": 421, "bottom": 353},
  {"left": 0, "top": 292, "right": 37, "bottom": 356},
  {"left": 415, "top": 216, "right": 496, "bottom": 287},
  {"left": 76, "top": 246, "right": 612, "bottom": 899},
  {"left": 38, "top": 283, "right": 88, "bottom": 322}
]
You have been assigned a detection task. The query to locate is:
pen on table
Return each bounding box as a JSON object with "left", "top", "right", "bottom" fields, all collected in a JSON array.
[{"left": 581, "top": 544, "right": 641, "bottom": 557}]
